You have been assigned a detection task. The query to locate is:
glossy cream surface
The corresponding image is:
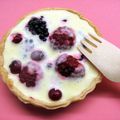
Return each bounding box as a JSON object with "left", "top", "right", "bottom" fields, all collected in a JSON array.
[{"left": 3, "top": 9, "right": 99, "bottom": 104}]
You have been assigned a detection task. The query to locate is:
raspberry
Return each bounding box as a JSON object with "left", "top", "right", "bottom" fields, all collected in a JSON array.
[
  {"left": 12, "top": 33, "right": 22, "bottom": 43},
  {"left": 49, "top": 26, "right": 75, "bottom": 50},
  {"left": 56, "top": 54, "right": 85, "bottom": 77},
  {"left": 57, "top": 63, "right": 74, "bottom": 77},
  {"left": 48, "top": 88, "right": 62, "bottom": 101},
  {"left": 27, "top": 17, "right": 49, "bottom": 41},
  {"left": 19, "top": 62, "right": 42, "bottom": 87},
  {"left": 9, "top": 60, "right": 22, "bottom": 74},
  {"left": 26, "top": 80, "right": 35, "bottom": 87},
  {"left": 71, "top": 64, "right": 85, "bottom": 77},
  {"left": 19, "top": 66, "right": 37, "bottom": 87}
]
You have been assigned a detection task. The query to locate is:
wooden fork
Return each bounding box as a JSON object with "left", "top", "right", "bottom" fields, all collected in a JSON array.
[{"left": 77, "top": 33, "right": 120, "bottom": 82}]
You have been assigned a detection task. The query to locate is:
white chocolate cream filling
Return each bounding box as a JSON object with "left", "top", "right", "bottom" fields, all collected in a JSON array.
[{"left": 3, "top": 9, "right": 99, "bottom": 105}]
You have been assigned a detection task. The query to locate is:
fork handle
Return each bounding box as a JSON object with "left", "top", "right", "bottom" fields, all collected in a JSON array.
[{"left": 90, "top": 38, "right": 120, "bottom": 82}]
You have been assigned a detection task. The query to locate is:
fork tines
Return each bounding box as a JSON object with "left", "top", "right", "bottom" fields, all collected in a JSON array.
[{"left": 79, "top": 33, "right": 102, "bottom": 53}]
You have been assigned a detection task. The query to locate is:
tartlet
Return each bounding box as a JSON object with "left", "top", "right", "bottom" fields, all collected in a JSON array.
[{"left": 0, "top": 8, "right": 102, "bottom": 109}]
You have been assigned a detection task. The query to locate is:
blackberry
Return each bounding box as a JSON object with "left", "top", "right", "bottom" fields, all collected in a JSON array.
[{"left": 27, "top": 17, "right": 49, "bottom": 41}]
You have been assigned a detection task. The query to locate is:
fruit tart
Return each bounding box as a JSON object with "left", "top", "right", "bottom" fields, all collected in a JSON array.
[{"left": 0, "top": 8, "right": 102, "bottom": 109}]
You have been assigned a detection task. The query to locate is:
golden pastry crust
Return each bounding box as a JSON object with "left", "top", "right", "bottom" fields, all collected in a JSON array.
[{"left": 0, "top": 8, "right": 102, "bottom": 110}]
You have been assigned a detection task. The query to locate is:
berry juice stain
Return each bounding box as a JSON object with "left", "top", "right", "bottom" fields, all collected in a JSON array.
[{"left": 21, "top": 39, "right": 35, "bottom": 59}]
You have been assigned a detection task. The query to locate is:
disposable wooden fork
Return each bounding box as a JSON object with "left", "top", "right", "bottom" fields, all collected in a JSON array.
[{"left": 77, "top": 33, "right": 120, "bottom": 82}]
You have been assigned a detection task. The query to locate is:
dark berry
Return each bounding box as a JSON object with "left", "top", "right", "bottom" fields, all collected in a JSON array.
[
  {"left": 31, "top": 50, "right": 44, "bottom": 61},
  {"left": 27, "top": 17, "right": 49, "bottom": 41},
  {"left": 40, "top": 16, "right": 44, "bottom": 19},
  {"left": 47, "top": 63, "right": 53, "bottom": 68},
  {"left": 9, "top": 60, "right": 22, "bottom": 74},
  {"left": 49, "top": 26, "right": 75, "bottom": 50},
  {"left": 56, "top": 55, "right": 78, "bottom": 77},
  {"left": 12, "top": 33, "right": 22, "bottom": 43},
  {"left": 44, "top": 31, "right": 49, "bottom": 37},
  {"left": 79, "top": 54, "right": 85, "bottom": 61},
  {"left": 56, "top": 54, "right": 85, "bottom": 77},
  {"left": 48, "top": 88, "right": 62, "bottom": 101},
  {"left": 57, "top": 63, "right": 74, "bottom": 77},
  {"left": 62, "top": 19, "right": 67, "bottom": 22},
  {"left": 29, "top": 39, "right": 33, "bottom": 43},
  {"left": 19, "top": 66, "right": 37, "bottom": 87},
  {"left": 39, "top": 37, "right": 47, "bottom": 42},
  {"left": 26, "top": 80, "right": 35, "bottom": 87},
  {"left": 39, "top": 34, "right": 44, "bottom": 39}
]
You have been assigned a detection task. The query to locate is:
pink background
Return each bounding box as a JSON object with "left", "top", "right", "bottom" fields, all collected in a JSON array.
[{"left": 0, "top": 0, "right": 120, "bottom": 120}]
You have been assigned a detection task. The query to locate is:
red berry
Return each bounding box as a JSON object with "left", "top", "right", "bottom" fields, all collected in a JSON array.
[
  {"left": 49, "top": 26, "right": 75, "bottom": 50},
  {"left": 71, "top": 64, "right": 85, "bottom": 77},
  {"left": 19, "top": 62, "right": 42, "bottom": 87},
  {"left": 48, "top": 88, "right": 62, "bottom": 101},
  {"left": 56, "top": 54, "right": 85, "bottom": 77},
  {"left": 66, "top": 56, "right": 79, "bottom": 68},
  {"left": 9, "top": 60, "right": 22, "bottom": 74},
  {"left": 26, "top": 80, "right": 35, "bottom": 87},
  {"left": 19, "top": 66, "right": 37, "bottom": 87},
  {"left": 12, "top": 33, "right": 22, "bottom": 43},
  {"left": 57, "top": 62, "right": 74, "bottom": 77}
]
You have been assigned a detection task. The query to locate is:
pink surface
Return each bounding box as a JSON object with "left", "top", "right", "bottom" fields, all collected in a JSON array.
[{"left": 0, "top": 0, "right": 120, "bottom": 120}]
